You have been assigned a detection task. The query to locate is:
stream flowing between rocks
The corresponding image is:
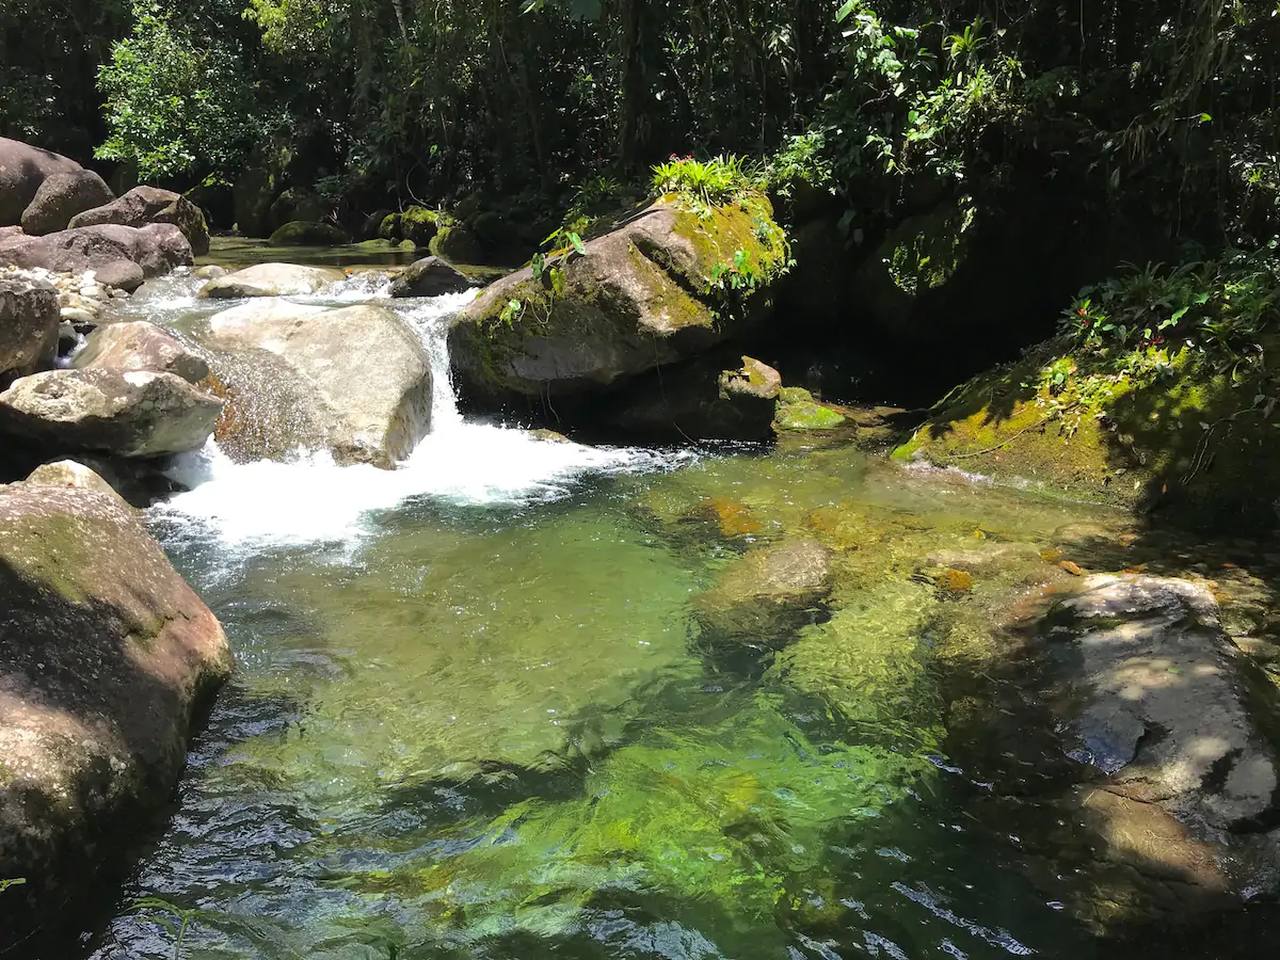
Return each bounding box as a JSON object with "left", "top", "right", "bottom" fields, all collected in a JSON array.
[{"left": 66, "top": 253, "right": 1279, "bottom": 959}]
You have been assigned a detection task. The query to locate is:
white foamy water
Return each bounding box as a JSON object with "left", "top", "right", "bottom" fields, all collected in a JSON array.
[{"left": 149, "top": 276, "right": 694, "bottom": 548}]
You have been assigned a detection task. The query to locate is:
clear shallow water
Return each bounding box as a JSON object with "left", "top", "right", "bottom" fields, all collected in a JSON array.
[{"left": 72, "top": 269, "right": 1271, "bottom": 958}]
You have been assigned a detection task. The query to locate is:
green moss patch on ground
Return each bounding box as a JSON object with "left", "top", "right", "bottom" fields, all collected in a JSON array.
[{"left": 895, "top": 336, "right": 1280, "bottom": 526}]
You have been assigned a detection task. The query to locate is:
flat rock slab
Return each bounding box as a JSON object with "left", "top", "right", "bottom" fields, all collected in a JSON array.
[
  {"left": 0, "top": 368, "right": 222, "bottom": 458},
  {"left": 198, "top": 262, "right": 345, "bottom": 299},
  {"left": 1045, "top": 574, "right": 1279, "bottom": 831}
]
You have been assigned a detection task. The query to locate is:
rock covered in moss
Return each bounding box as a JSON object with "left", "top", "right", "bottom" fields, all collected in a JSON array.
[
  {"left": 0, "top": 481, "right": 231, "bottom": 944},
  {"left": 202, "top": 300, "right": 431, "bottom": 468},
  {"left": 72, "top": 320, "right": 209, "bottom": 384},
  {"left": 893, "top": 338, "right": 1280, "bottom": 525},
  {"left": 378, "top": 206, "right": 441, "bottom": 248},
  {"left": 448, "top": 196, "right": 788, "bottom": 408},
  {"left": 198, "top": 262, "right": 345, "bottom": 299},
  {"left": 268, "top": 220, "right": 350, "bottom": 246},
  {"left": 772, "top": 386, "right": 846, "bottom": 432},
  {"left": 0, "top": 368, "right": 222, "bottom": 458},
  {"left": 694, "top": 538, "right": 834, "bottom": 651}
]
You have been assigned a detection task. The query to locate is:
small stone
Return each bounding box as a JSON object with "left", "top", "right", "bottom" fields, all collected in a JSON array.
[{"left": 1059, "top": 560, "right": 1085, "bottom": 576}]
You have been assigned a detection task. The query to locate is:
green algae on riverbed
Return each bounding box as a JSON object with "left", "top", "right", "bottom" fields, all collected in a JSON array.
[{"left": 80, "top": 433, "right": 1278, "bottom": 960}]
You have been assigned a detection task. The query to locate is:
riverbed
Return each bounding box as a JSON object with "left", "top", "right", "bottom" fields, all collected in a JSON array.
[{"left": 69, "top": 250, "right": 1280, "bottom": 959}]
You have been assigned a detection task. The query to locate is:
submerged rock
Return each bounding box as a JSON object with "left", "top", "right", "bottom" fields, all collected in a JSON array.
[
  {"left": 69, "top": 185, "right": 210, "bottom": 256},
  {"left": 0, "top": 368, "right": 222, "bottom": 458},
  {"left": 448, "top": 196, "right": 788, "bottom": 408},
  {"left": 0, "top": 482, "right": 231, "bottom": 943},
  {"left": 694, "top": 539, "right": 835, "bottom": 651},
  {"left": 198, "top": 262, "right": 345, "bottom": 299},
  {"left": 985, "top": 573, "right": 1280, "bottom": 928},
  {"left": 20, "top": 169, "right": 113, "bottom": 236},
  {"left": 203, "top": 300, "right": 431, "bottom": 467},
  {"left": 0, "top": 275, "right": 59, "bottom": 382},
  {"left": 1045, "top": 574, "right": 1278, "bottom": 830},
  {"left": 72, "top": 320, "right": 209, "bottom": 384},
  {"left": 390, "top": 255, "right": 473, "bottom": 298}
]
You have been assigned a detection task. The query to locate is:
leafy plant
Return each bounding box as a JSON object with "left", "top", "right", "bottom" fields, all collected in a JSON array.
[
  {"left": 651, "top": 154, "right": 757, "bottom": 212},
  {"left": 0, "top": 878, "right": 26, "bottom": 895}
]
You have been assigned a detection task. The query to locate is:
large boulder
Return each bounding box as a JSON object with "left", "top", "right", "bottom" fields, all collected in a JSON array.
[
  {"left": 693, "top": 539, "right": 834, "bottom": 652},
  {"left": 72, "top": 320, "right": 209, "bottom": 384},
  {"left": 0, "top": 481, "right": 231, "bottom": 945},
  {"left": 0, "top": 224, "right": 192, "bottom": 292},
  {"left": 19, "top": 170, "right": 113, "bottom": 236},
  {"left": 268, "top": 220, "right": 350, "bottom": 246},
  {"left": 0, "top": 138, "right": 84, "bottom": 226},
  {"left": 995, "top": 573, "right": 1280, "bottom": 928},
  {"left": 598, "top": 353, "right": 783, "bottom": 441},
  {"left": 198, "top": 262, "right": 345, "bottom": 299},
  {"left": 69, "top": 185, "right": 210, "bottom": 256},
  {"left": 74, "top": 223, "right": 192, "bottom": 277},
  {"left": 390, "top": 255, "right": 474, "bottom": 298},
  {"left": 0, "top": 275, "right": 59, "bottom": 383},
  {"left": 201, "top": 300, "right": 432, "bottom": 467},
  {"left": 0, "top": 368, "right": 222, "bottom": 458},
  {"left": 1045, "top": 575, "right": 1278, "bottom": 831},
  {"left": 24, "top": 459, "right": 133, "bottom": 511},
  {"left": 447, "top": 196, "right": 789, "bottom": 409}
]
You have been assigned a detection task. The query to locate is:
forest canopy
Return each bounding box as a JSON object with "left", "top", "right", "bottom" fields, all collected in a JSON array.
[{"left": 2, "top": 1, "right": 1275, "bottom": 255}]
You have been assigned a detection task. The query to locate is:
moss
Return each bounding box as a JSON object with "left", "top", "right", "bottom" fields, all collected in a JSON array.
[
  {"left": 268, "top": 221, "right": 350, "bottom": 246},
  {"left": 430, "top": 222, "right": 483, "bottom": 262},
  {"left": 896, "top": 335, "right": 1280, "bottom": 526},
  {"left": 778, "top": 386, "right": 814, "bottom": 404},
  {"left": 774, "top": 400, "right": 846, "bottom": 432}
]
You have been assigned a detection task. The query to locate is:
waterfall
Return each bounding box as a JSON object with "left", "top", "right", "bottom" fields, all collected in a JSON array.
[{"left": 146, "top": 271, "right": 694, "bottom": 549}]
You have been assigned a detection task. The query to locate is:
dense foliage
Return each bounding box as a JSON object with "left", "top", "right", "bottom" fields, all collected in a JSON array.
[{"left": 2, "top": 1, "right": 1276, "bottom": 259}]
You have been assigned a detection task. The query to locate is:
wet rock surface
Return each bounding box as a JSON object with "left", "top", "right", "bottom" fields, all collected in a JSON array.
[
  {"left": 0, "top": 368, "right": 222, "bottom": 458},
  {"left": 198, "top": 261, "right": 345, "bottom": 298},
  {"left": 0, "top": 481, "right": 231, "bottom": 947},
  {"left": 694, "top": 538, "right": 835, "bottom": 652},
  {"left": 389, "top": 255, "right": 474, "bottom": 297},
  {"left": 73, "top": 319, "right": 209, "bottom": 384},
  {"left": 202, "top": 300, "right": 432, "bottom": 467}
]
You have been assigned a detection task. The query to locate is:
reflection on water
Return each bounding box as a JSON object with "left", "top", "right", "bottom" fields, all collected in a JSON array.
[{"left": 68, "top": 264, "right": 1274, "bottom": 960}]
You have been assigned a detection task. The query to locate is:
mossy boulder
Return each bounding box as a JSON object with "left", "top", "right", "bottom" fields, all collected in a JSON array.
[
  {"left": 378, "top": 206, "right": 441, "bottom": 248},
  {"left": 429, "top": 221, "right": 482, "bottom": 262},
  {"left": 893, "top": 337, "right": 1280, "bottom": 525},
  {"left": 0, "top": 482, "right": 232, "bottom": 945},
  {"left": 268, "top": 220, "right": 350, "bottom": 246},
  {"left": 447, "top": 194, "right": 788, "bottom": 408},
  {"left": 773, "top": 386, "right": 846, "bottom": 432}
]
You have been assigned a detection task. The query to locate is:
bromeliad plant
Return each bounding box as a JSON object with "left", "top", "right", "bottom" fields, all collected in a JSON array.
[
  {"left": 651, "top": 154, "right": 758, "bottom": 215},
  {"left": 1062, "top": 249, "right": 1280, "bottom": 376}
]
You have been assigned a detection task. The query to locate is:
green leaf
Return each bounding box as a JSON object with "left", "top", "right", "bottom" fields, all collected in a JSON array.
[
  {"left": 836, "top": 1, "right": 857, "bottom": 24},
  {"left": 568, "top": 232, "right": 587, "bottom": 256}
]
